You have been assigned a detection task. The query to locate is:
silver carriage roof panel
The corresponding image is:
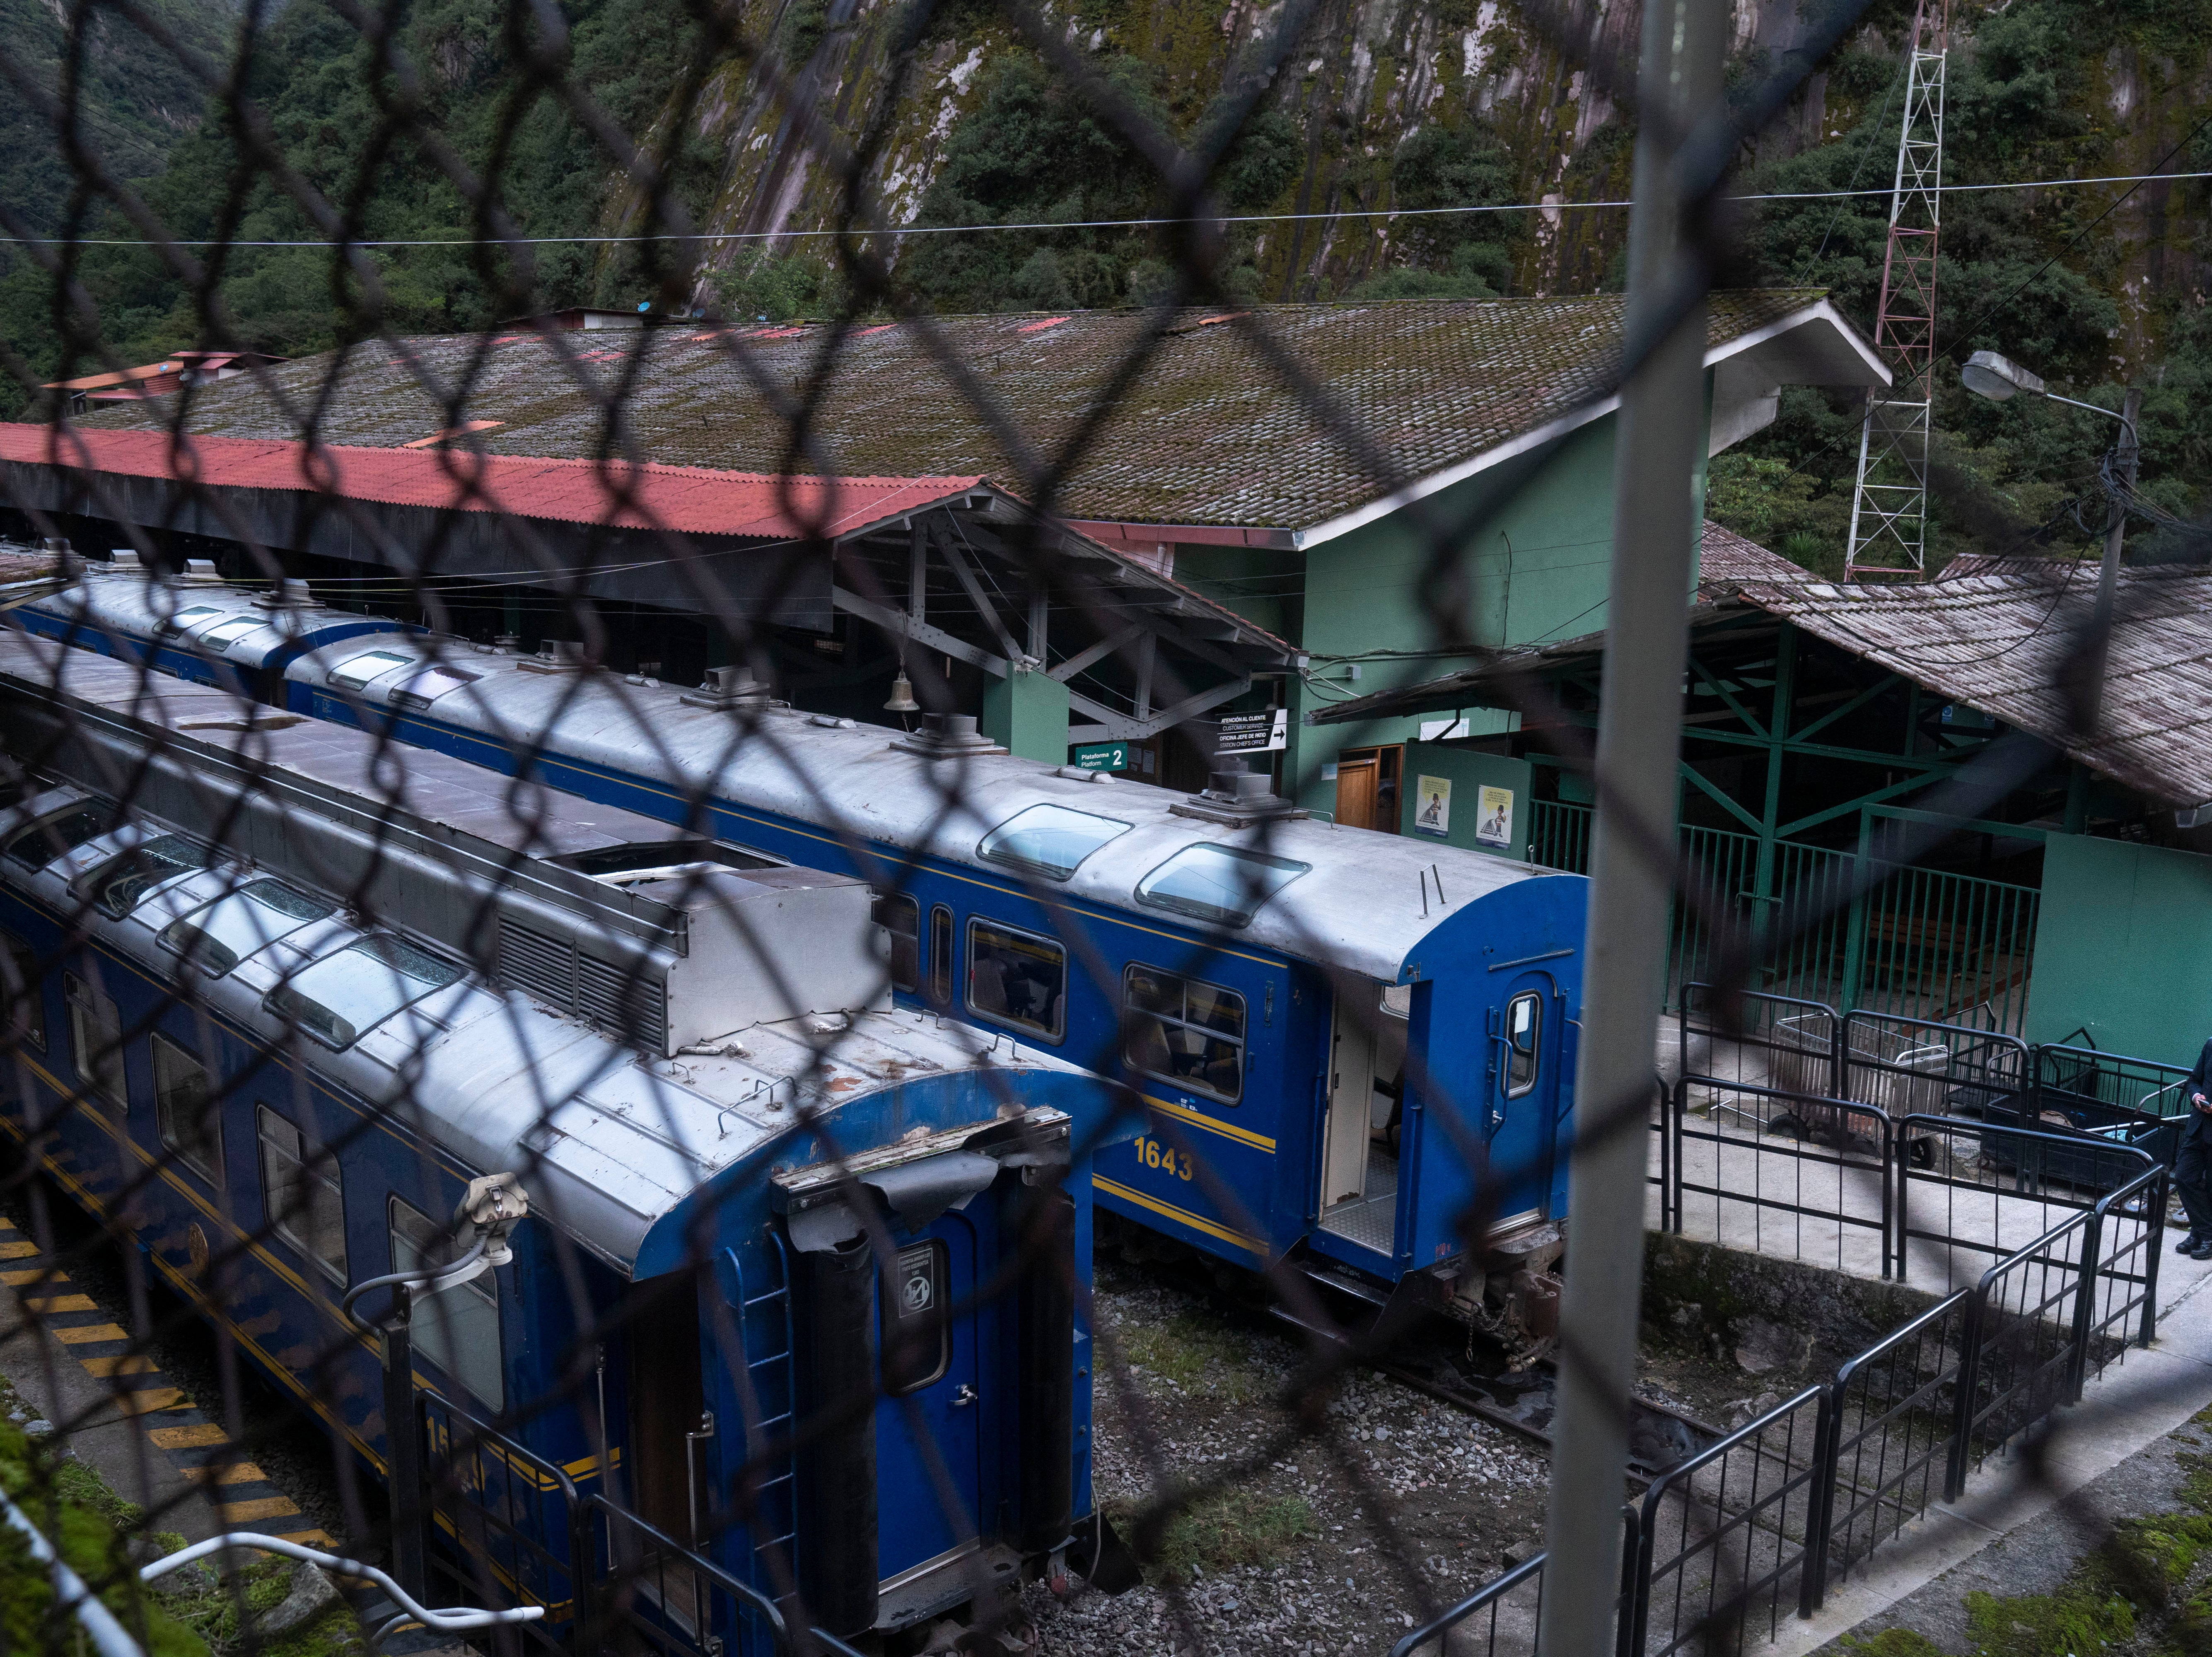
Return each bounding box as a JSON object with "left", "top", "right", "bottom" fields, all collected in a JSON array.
[
  {"left": 0, "top": 773, "right": 1087, "bottom": 1277},
  {"left": 40, "top": 566, "right": 411, "bottom": 662},
  {"left": 0, "top": 632, "right": 688, "bottom": 865},
  {"left": 289, "top": 634, "right": 1562, "bottom": 983}
]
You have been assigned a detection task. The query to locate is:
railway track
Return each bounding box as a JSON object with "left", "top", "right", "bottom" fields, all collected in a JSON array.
[{"left": 1116, "top": 1242, "right": 1727, "bottom": 1486}]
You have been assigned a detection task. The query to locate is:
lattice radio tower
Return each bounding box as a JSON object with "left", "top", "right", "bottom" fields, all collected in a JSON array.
[{"left": 1844, "top": 0, "right": 1950, "bottom": 580}]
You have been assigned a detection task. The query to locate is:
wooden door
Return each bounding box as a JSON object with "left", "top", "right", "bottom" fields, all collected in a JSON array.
[{"left": 1335, "top": 758, "right": 1380, "bottom": 831}]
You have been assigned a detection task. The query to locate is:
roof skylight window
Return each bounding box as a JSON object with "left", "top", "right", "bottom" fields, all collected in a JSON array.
[
  {"left": 1134, "top": 843, "right": 1311, "bottom": 928},
  {"left": 161, "top": 879, "right": 334, "bottom": 976},
  {"left": 328, "top": 650, "right": 417, "bottom": 691},
  {"left": 266, "top": 935, "right": 463, "bottom": 1048},
  {"left": 85, "top": 834, "right": 208, "bottom": 918},
  {"left": 977, "top": 803, "right": 1132, "bottom": 880}
]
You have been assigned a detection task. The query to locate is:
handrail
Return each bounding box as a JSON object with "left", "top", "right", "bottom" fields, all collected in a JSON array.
[
  {"left": 581, "top": 1493, "right": 871, "bottom": 1657},
  {"left": 1896, "top": 1112, "right": 2156, "bottom": 1175},
  {"left": 1630, "top": 1384, "right": 1825, "bottom": 1653},
  {"left": 1385, "top": 1505, "right": 1640, "bottom": 1657}
]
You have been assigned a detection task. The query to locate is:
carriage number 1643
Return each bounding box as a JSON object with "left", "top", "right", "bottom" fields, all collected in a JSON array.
[{"left": 1134, "top": 1137, "right": 1194, "bottom": 1180}]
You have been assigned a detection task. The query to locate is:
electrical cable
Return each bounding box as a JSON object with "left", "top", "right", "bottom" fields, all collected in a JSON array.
[{"left": 8, "top": 170, "right": 2211, "bottom": 250}]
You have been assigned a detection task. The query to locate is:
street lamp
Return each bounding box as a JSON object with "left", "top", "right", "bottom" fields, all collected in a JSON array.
[{"left": 1960, "top": 350, "right": 2142, "bottom": 730}]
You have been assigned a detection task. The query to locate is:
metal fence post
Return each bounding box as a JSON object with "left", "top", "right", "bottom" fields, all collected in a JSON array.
[
  {"left": 2143, "top": 1168, "right": 2170, "bottom": 1347},
  {"left": 2065, "top": 1203, "right": 2106, "bottom": 1404},
  {"left": 1532, "top": 0, "right": 1724, "bottom": 1641},
  {"left": 382, "top": 1290, "right": 427, "bottom": 1601},
  {"left": 1880, "top": 1114, "right": 1897, "bottom": 1280},
  {"left": 1943, "top": 1287, "right": 1987, "bottom": 1503},
  {"left": 1617, "top": 1502, "right": 1647, "bottom": 1657},
  {"left": 1798, "top": 1384, "right": 1839, "bottom": 1617},
  {"left": 570, "top": 1491, "right": 600, "bottom": 1657}
]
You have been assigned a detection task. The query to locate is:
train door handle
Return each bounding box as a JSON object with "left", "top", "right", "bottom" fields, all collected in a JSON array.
[
  {"left": 950, "top": 1384, "right": 977, "bottom": 1408},
  {"left": 685, "top": 1410, "right": 716, "bottom": 1547}
]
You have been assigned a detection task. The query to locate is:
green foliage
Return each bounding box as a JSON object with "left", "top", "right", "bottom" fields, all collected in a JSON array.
[
  {"left": 898, "top": 50, "right": 1292, "bottom": 314},
  {"left": 1712, "top": 0, "right": 2212, "bottom": 566},
  {"left": 1838, "top": 1630, "right": 1946, "bottom": 1657},
  {"left": 1108, "top": 1487, "right": 1318, "bottom": 1584},
  {"left": 0, "top": 0, "right": 754, "bottom": 411},
  {"left": 1353, "top": 121, "right": 1520, "bottom": 300},
  {"left": 0, "top": 1417, "right": 208, "bottom": 1657}
]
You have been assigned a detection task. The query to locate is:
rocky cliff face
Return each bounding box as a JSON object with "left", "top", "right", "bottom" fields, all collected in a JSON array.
[{"left": 630, "top": 0, "right": 2208, "bottom": 375}]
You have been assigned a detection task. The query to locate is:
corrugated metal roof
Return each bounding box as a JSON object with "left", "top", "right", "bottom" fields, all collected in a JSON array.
[
  {"left": 71, "top": 294, "right": 1881, "bottom": 534},
  {"left": 1697, "top": 519, "right": 1813, "bottom": 595},
  {"left": 0, "top": 424, "right": 986, "bottom": 539},
  {"left": 1312, "top": 530, "right": 2212, "bottom": 805}
]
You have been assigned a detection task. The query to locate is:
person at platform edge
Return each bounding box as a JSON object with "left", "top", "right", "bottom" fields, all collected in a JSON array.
[{"left": 2177, "top": 1042, "right": 2212, "bottom": 1260}]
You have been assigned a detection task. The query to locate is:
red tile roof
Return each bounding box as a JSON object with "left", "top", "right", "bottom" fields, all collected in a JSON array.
[{"left": 0, "top": 424, "right": 986, "bottom": 540}]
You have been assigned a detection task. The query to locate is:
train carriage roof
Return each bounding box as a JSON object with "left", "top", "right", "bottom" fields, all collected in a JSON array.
[{"left": 285, "top": 633, "right": 1581, "bottom": 984}]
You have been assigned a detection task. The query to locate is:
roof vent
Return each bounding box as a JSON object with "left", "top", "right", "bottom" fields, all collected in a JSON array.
[
  {"left": 180, "top": 559, "right": 221, "bottom": 586},
  {"left": 890, "top": 713, "right": 1007, "bottom": 759},
  {"left": 251, "top": 578, "right": 311, "bottom": 610},
  {"left": 681, "top": 665, "right": 773, "bottom": 710},
  {"left": 519, "top": 639, "right": 592, "bottom": 675},
  {"left": 108, "top": 548, "right": 142, "bottom": 573},
  {"left": 1171, "top": 759, "right": 1307, "bottom": 827}
]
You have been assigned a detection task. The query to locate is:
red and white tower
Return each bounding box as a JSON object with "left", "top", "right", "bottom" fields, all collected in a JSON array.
[{"left": 1845, "top": 0, "right": 1950, "bottom": 580}]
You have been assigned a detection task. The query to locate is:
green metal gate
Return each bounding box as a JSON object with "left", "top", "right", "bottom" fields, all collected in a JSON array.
[{"left": 1523, "top": 799, "right": 2041, "bottom": 1034}]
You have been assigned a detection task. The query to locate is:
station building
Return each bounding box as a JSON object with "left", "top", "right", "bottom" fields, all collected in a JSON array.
[
  {"left": 0, "top": 294, "right": 1885, "bottom": 799},
  {"left": 1313, "top": 538, "right": 2212, "bottom": 1068}
]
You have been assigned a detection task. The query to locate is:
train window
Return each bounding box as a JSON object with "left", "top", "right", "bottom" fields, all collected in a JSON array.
[
  {"left": 1133, "top": 843, "right": 1311, "bottom": 928},
  {"left": 1381, "top": 984, "right": 1411, "bottom": 1021},
  {"left": 64, "top": 971, "right": 123, "bottom": 1107},
  {"left": 151, "top": 1034, "right": 219, "bottom": 1184},
  {"left": 5, "top": 802, "right": 114, "bottom": 870},
  {"left": 929, "top": 906, "right": 952, "bottom": 1006},
  {"left": 266, "top": 936, "right": 464, "bottom": 1049},
  {"left": 198, "top": 617, "right": 266, "bottom": 652},
  {"left": 1504, "top": 993, "right": 1542, "bottom": 1098},
  {"left": 976, "top": 804, "right": 1131, "bottom": 880},
  {"left": 874, "top": 892, "right": 920, "bottom": 992},
  {"left": 1123, "top": 966, "right": 1246, "bottom": 1104},
  {"left": 966, "top": 919, "right": 1065, "bottom": 1042},
  {"left": 881, "top": 1239, "right": 950, "bottom": 1395},
  {"left": 155, "top": 605, "right": 223, "bottom": 637},
  {"left": 83, "top": 834, "right": 209, "bottom": 918},
  {"left": 161, "top": 879, "right": 334, "bottom": 976},
  {"left": 389, "top": 1196, "right": 504, "bottom": 1410},
  {"left": 390, "top": 664, "right": 481, "bottom": 710},
  {"left": 0, "top": 932, "right": 44, "bottom": 1051},
  {"left": 327, "top": 649, "right": 415, "bottom": 691},
  {"left": 257, "top": 1104, "right": 347, "bottom": 1283}
]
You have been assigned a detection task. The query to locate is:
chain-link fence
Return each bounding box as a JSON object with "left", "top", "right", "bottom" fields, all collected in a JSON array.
[{"left": 0, "top": 0, "right": 2202, "bottom": 1653}]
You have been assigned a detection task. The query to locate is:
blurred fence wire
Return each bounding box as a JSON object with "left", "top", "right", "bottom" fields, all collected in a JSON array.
[{"left": 0, "top": 0, "right": 2189, "bottom": 1653}]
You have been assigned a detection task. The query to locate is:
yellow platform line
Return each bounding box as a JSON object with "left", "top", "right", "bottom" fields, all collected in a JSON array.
[
  {"left": 149, "top": 1423, "right": 228, "bottom": 1449},
  {"left": 0, "top": 1240, "right": 39, "bottom": 1259},
  {"left": 220, "top": 1496, "right": 301, "bottom": 1523},
  {"left": 113, "top": 1388, "right": 191, "bottom": 1416},
  {"left": 184, "top": 1461, "right": 266, "bottom": 1486},
  {"left": 278, "top": 1529, "right": 336, "bottom": 1548},
  {"left": 80, "top": 1355, "right": 156, "bottom": 1378},
  {"left": 21, "top": 1294, "right": 95, "bottom": 1314},
  {"left": 56, "top": 1324, "right": 129, "bottom": 1345}
]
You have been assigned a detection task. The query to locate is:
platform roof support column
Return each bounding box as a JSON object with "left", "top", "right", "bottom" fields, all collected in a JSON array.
[{"left": 983, "top": 667, "right": 1071, "bottom": 764}]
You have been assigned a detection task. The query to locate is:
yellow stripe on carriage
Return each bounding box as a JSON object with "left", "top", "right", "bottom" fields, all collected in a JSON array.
[{"left": 1092, "top": 1175, "right": 1265, "bottom": 1256}]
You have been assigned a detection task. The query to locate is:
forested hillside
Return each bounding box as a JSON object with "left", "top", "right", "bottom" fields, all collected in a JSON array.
[{"left": 4, "top": 0, "right": 2209, "bottom": 567}]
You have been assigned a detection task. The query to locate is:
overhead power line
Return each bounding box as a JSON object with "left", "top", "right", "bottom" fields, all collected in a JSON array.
[{"left": 6, "top": 169, "right": 2209, "bottom": 250}]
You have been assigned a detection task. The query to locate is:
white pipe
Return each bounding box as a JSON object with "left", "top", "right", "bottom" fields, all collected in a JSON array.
[
  {"left": 0, "top": 1483, "right": 147, "bottom": 1657},
  {"left": 140, "top": 1533, "right": 545, "bottom": 1634}
]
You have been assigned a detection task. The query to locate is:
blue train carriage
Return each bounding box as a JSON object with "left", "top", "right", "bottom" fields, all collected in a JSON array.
[
  {"left": 21, "top": 564, "right": 1588, "bottom": 1336},
  {"left": 11, "top": 548, "right": 418, "bottom": 702},
  {"left": 0, "top": 635, "right": 1125, "bottom": 1650}
]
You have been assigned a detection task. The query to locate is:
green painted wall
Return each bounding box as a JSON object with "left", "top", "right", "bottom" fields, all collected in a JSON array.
[
  {"left": 1398, "top": 746, "right": 1534, "bottom": 861},
  {"left": 982, "top": 666, "right": 1071, "bottom": 763},
  {"left": 2027, "top": 833, "right": 2212, "bottom": 1066}
]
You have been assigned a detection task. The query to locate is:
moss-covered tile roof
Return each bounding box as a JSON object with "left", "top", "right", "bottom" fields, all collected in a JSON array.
[{"left": 82, "top": 294, "right": 1838, "bottom": 533}]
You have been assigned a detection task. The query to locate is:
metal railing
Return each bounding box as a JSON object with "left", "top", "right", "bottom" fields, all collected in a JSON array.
[
  {"left": 1842, "top": 1011, "right": 2027, "bottom": 1123},
  {"left": 1631, "top": 1386, "right": 1827, "bottom": 1657},
  {"left": 1390, "top": 1507, "right": 1640, "bottom": 1657},
  {"left": 417, "top": 1389, "right": 862, "bottom": 1657},
  {"left": 1669, "top": 1077, "right": 1893, "bottom": 1278}
]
